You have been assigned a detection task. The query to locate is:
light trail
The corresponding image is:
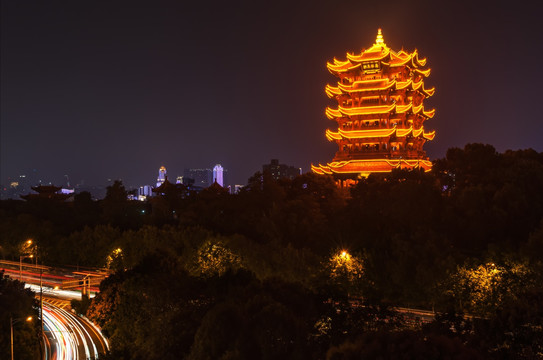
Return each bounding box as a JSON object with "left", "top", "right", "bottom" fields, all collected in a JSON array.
[
  {"left": 1, "top": 263, "right": 106, "bottom": 293},
  {"left": 26, "top": 284, "right": 95, "bottom": 301},
  {"left": 42, "top": 302, "right": 109, "bottom": 359},
  {"left": 3, "top": 262, "right": 109, "bottom": 358}
]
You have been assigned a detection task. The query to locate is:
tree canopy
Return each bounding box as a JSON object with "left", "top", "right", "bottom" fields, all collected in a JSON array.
[{"left": 1, "top": 144, "right": 542, "bottom": 358}]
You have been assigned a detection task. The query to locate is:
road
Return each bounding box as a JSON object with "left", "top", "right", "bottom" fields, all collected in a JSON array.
[
  {"left": 1, "top": 260, "right": 105, "bottom": 293},
  {"left": 42, "top": 301, "right": 109, "bottom": 359},
  {"left": 0, "top": 259, "right": 110, "bottom": 360}
]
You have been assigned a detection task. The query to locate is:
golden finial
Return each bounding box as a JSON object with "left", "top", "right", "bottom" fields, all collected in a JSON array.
[{"left": 375, "top": 28, "right": 385, "bottom": 46}]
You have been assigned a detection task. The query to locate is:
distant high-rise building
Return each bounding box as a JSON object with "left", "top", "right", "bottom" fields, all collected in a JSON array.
[
  {"left": 184, "top": 168, "right": 212, "bottom": 188},
  {"left": 213, "top": 164, "right": 224, "bottom": 187},
  {"left": 182, "top": 177, "right": 195, "bottom": 186},
  {"left": 139, "top": 185, "right": 153, "bottom": 197},
  {"left": 263, "top": 159, "right": 301, "bottom": 181},
  {"left": 156, "top": 166, "right": 167, "bottom": 187}
]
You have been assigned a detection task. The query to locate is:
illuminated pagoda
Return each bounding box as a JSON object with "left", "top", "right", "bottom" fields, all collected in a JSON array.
[{"left": 312, "top": 29, "right": 436, "bottom": 183}]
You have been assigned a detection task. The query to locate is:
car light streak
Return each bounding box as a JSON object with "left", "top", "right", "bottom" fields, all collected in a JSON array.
[
  {"left": 26, "top": 284, "right": 95, "bottom": 300},
  {"left": 42, "top": 302, "right": 108, "bottom": 359}
]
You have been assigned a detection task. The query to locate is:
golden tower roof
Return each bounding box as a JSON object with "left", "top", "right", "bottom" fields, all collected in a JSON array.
[{"left": 375, "top": 28, "right": 385, "bottom": 47}]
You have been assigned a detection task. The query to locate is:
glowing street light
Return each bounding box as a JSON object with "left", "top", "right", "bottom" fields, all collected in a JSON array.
[
  {"left": 19, "top": 239, "right": 38, "bottom": 280},
  {"left": 19, "top": 254, "right": 33, "bottom": 281},
  {"left": 26, "top": 239, "right": 38, "bottom": 266},
  {"left": 106, "top": 248, "right": 124, "bottom": 272},
  {"left": 21, "top": 239, "right": 34, "bottom": 254},
  {"left": 10, "top": 316, "right": 32, "bottom": 360},
  {"left": 328, "top": 249, "right": 364, "bottom": 293}
]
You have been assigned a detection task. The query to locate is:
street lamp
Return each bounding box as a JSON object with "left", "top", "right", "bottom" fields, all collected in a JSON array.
[
  {"left": 340, "top": 250, "right": 351, "bottom": 261},
  {"left": 10, "top": 316, "right": 32, "bottom": 360},
  {"left": 20, "top": 239, "right": 33, "bottom": 254},
  {"left": 19, "top": 254, "right": 33, "bottom": 281},
  {"left": 25, "top": 239, "right": 38, "bottom": 266}
]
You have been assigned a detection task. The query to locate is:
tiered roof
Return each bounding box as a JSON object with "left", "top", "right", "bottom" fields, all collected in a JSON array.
[
  {"left": 311, "top": 159, "right": 433, "bottom": 175},
  {"left": 325, "top": 103, "right": 435, "bottom": 119},
  {"left": 325, "top": 79, "right": 435, "bottom": 98},
  {"left": 327, "top": 33, "right": 429, "bottom": 74},
  {"left": 325, "top": 126, "right": 435, "bottom": 141},
  {"left": 21, "top": 185, "right": 72, "bottom": 201}
]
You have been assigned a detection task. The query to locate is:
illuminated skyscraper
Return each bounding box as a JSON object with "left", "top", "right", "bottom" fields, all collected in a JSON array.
[
  {"left": 156, "top": 166, "right": 167, "bottom": 187},
  {"left": 213, "top": 164, "right": 224, "bottom": 187},
  {"left": 312, "top": 29, "right": 436, "bottom": 183}
]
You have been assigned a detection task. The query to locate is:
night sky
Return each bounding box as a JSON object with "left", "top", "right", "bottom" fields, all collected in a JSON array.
[{"left": 2, "top": 0, "right": 542, "bottom": 188}]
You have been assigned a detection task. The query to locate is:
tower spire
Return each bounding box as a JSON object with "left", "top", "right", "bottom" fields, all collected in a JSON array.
[{"left": 375, "top": 28, "right": 385, "bottom": 46}]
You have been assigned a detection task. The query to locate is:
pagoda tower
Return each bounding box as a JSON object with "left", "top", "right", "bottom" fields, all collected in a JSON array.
[
  {"left": 20, "top": 185, "right": 72, "bottom": 201},
  {"left": 312, "top": 29, "right": 436, "bottom": 182}
]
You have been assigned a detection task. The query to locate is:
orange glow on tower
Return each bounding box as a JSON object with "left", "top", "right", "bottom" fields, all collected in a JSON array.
[{"left": 312, "top": 29, "right": 436, "bottom": 180}]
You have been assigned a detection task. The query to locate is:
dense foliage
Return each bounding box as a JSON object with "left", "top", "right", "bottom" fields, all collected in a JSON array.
[
  {"left": 1, "top": 144, "right": 542, "bottom": 358},
  {"left": 0, "top": 272, "right": 40, "bottom": 360}
]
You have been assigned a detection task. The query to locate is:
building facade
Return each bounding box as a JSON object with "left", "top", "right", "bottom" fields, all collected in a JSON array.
[
  {"left": 213, "top": 164, "right": 224, "bottom": 187},
  {"left": 263, "top": 159, "right": 301, "bottom": 181},
  {"left": 156, "top": 166, "right": 167, "bottom": 187},
  {"left": 184, "top": 168, "right": 213, "bottom": 188}
]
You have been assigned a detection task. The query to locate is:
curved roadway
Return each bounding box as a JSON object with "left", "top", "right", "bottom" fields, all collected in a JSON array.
[{"left": 42, "top": 301, "right": 109, "bottom": 359}]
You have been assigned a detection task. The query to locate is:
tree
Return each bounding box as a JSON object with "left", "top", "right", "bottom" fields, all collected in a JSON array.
[
  {"left": 326, "top": 330, "right": 485, "bottom": 360},
  {"left": 104, "top": 180, "right": 128, "bottom": 203},
  {"left": 73, "top": 191, "right": 99, "bottom": 228},
  {"left": 101, "top": 180, "right": 131, "bottom": 227},
  {"left": 189, "top": 238, "right": 243, "bottom": 278},
  {"left": 189, "top": 272, "right": 323, "bottom": 360},
  {"left": 477, "top": 289, "right": 543, "bottom": 358},
  {"left": 87, "top": 254, "right": 212, "bottom": 360},
  {"left": 443, "top": 261, "right": 535, "bottom": 316},
  {"left": 54, "top": 225, "right": 122, "bottom": 267},
  {"left": 433, "top": 145, "right": 543, "bottom": 254},
  {"left": 346, "top": 169, "right": 451, "bottom": 306},
  {"left": 324, "top": 249, "right": 365, "bottom": 297},
  {"left": 0, "top": 272, "right": 39, "bottom": 360}
]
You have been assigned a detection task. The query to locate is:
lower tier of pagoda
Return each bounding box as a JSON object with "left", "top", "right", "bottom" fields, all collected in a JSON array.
[
  {"left": 311, "top": 158, "right": 432, "bottom": 177},
  {"left": 333, "top": 150, "right": 428, "bottom": 161}
]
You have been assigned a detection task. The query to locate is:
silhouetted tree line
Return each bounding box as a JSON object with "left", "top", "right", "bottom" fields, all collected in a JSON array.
[{"left": 1, "top": 143, "right": 543, "bottom": 359}]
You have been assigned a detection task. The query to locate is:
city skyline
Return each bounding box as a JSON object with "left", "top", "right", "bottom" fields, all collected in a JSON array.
[
  {"left": 2, "top": 0, "right": 542, "bottom": 187},
  {"left": 1, "top": 162, "right": 240, "bottom": 189}
]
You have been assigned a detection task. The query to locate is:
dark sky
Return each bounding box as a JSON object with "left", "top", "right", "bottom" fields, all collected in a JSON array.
[{"left": 2, "top": 0, "right": 542, "bottom": 187}]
